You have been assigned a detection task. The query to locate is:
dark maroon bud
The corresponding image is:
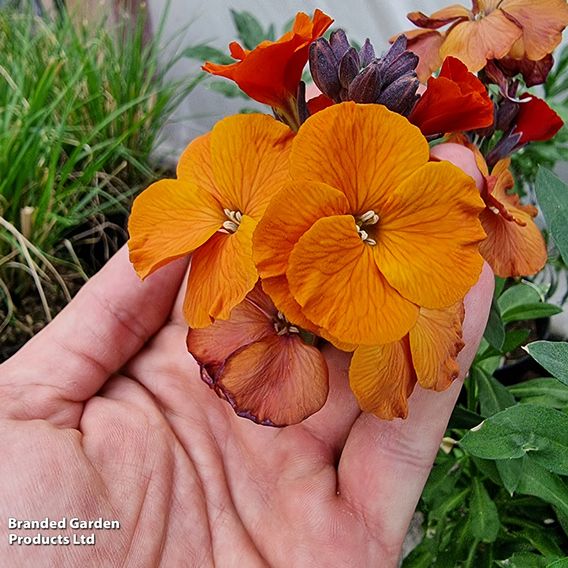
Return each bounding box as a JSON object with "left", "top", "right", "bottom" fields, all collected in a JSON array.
[
  {"left": 496, "top": 98, "right": 520, "bottom": 132},
  {"left": 359, "top": 38, "right": 376, "bottom": 68},
  {"left": 499, "top": 55, "right": 554, "bottom": 87},
  {"left": 339, "top": 47, "right": 361, "bottom": 89},
  {"left": 377, "top": 75, "right": 420, "bottom": 116},
  {"left": 379, "top": 50, "right": 419, "bottom": 87},
  {"left": 329, "top": 29, "right": 350, "bottom": 60},
  {"left": 486, "top": 131, "right": 523, "bottom": 168},
  {"left": 348, "top": 62, "right": 381, "bottom": 103},
  {"left": 382, "top": 35, "right": 408, "bottom": 66},
  {"left": 297, "top": 81, "right": 309, "bottom": 124},
  {"left": 309, "top": 39, "right": 342, "bottom": 100}
]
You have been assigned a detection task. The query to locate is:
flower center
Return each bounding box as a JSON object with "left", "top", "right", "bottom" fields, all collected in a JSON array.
[
  {"left": 273, "top": 311, "right": 300, "bottom": 336},
  {"left": 355, "top": 209, "right": 379, "bottom": 246},
  {"left": 221, "top": 208, "right": 243, "bottom": 234}
]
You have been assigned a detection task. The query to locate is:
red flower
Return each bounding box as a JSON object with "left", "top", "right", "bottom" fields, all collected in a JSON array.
[
  {"left": 514, "top": 94, "right": 563, "bottom": 145},
  {"left": 203, "top": 10, "right": 332, "bottom": 112},
  {"left": 409, "top": 56, "right": 494, "bottom": 136}
]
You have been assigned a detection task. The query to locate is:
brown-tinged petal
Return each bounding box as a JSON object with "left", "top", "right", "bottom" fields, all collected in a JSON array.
[
  {"left": 350, "top": 338, "right": 417, "bottom": 420},
  {"left": 407, "top": 5, "right": 471, "bottom": 29},
  {"left": 219, "top": 334, "right": 329, "bottom": 426},
  {"left": 409, "top": 303, "right": 465, "bottom": 392},
  {"left": 184, "top": 215, "right": 258, "bottom": 327},
  {"left": 399, "top": 29, "right": 445, "bottom": 82}
]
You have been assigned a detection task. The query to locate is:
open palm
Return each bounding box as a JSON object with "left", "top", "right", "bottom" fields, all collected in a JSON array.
[{"left": 0, "top": 248, "right": 492, "bottom": 567}]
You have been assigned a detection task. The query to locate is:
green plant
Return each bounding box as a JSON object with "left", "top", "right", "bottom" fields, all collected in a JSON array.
[{"left": 0, "top": 7, "right": 200, "bottom": 342}]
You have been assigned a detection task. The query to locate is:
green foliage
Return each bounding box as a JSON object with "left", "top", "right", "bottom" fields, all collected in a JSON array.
[{"left": 0, "top": 8, "right": 199, "bottom": 336}]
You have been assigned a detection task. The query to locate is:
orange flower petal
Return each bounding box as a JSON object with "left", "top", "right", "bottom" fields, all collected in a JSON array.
[
  {"left": 376, "top": 161, "right": 485, "bottom": 309},
  {"left": 350, "top": 338, "right": 417, "bottom": 420},
  {"left": 289, "top": 102, "right": 429, "bottom": 213},
  {"left": 287, "top": 215, "right": 419, "bottom": 345},
  {"left": 219, "top": 334, "right": 329, "bottom": 426},
  {"left": 184, "top": 215, "right": 258, "bottom": 327},
  {"left": 128, "top": 179, "right": 223, "bottom": 279},
  {"left": 502, "top": 0, "right": 568, "bottom": 61},
  {"left": 409, "top": 303, "right": 465, "bottom": 392},
  {"left": 400, "top": 29, "right": 445, "bottom": 82},
  {"left": 440, "top": 14, "right": 521, "bottom": 72},
  {"left": 480, "top": 160, "right": 546, "bottom": 277},
  {"left": 176, "top": 133, "right": 224, "bottom": 203},
  {"left": 187, "top": 284, "right": 275, "bottom": 379},
  {"left": 210, "top": 114, "right": 293, "bottom": 218},
  {"left": 407, "top": 5, "right": 471, "bottom": 29}
]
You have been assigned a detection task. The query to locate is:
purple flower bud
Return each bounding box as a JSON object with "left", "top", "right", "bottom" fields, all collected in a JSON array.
[
  {"left": 377, "top": 75, "right": 419, "bottom": 116},
  {"left": 339, "top": 47, "right": 360, "bottom": 89},
  {"left": 329, "top": 29, "right": 350, "bottom": 61},
  {"left": 359, "top": 39, "right": 376, "bottom": 68},
  {"left": 348, "top": 62, "right": 381, "bottom": 103},
  {"left": 496, "top": 98, "right": 520, "bottom": 132},
  {"left": 309, "top": 39, "right": 342, "bottom": 100}
]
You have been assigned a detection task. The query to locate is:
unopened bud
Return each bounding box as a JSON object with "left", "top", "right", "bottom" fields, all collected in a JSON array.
[
  {"left": 329, "top": 29, "right": 350, "bottom": 61},
  {"left": 377, "top": 75, "right": 419, "bottom": 116},
  {"left": 348, "top": 62, "right": 381, "bottom": 103},
  {"left": 359, "top": 38, "right": 376, "bottom": 68},
  {"left": 339, "top": 47, "right": 360, "bottom": 89},
  {"left": 309, "top": 39, "right": 342, "bottom": 100}
]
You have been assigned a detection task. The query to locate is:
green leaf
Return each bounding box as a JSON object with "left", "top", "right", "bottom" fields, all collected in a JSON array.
[
  {"left": 460, "top": 405, "right": 568, "bottom": 475},
  {"left": 535, "top": 167, "right": 568, "bottom": 264},
  {"left": 475, "top": 368, "right": 516, "bottom": 417},
  {"left": 230, "top": 9, "right": 267, "bottom": 50},
  {"left": 517, "top": 460, "right": 568, "bottom": 519},
  {"left": 495, "top": 276, "right": 507, "bottom": 298},
  {"left": 497, "top": 552, "right": 548, "bottom": 568},
  {"left": 469, "top": 478, "right": 500, "bottom": 542},
  {"left": 499, "top": 283, "right": 541, "bottom": 315},
  {"left": 547, "top": 559, "right": 568, "bottom": 568},
  {"left": 422, "top": 459, "right": 459, "bottom": 506},
  {"left": 526, "top": 341, "right": 568, "bottom": 387},
  {"left": 502, "top": 328, "right": 531, "bottom": 354},
  {"left": 520, "top": 526, "right": 565, "bottom": 560},
  {"left": 448, "top": 405, "right": 484, "bottom": 429},
  {"left": 484, "top": 300, "right": 505, "bottom": 351},
  {"left": 502, "top": 303, "right": 562, "bottom": 324},
  {"left": 509, "top": 378, "right": 568, "bottom": 408},
  {"left": 181, "top": 44, "right": 233, "bottom": 65},
  {"left": 497, "top": 456, "right": 525, "bottom": 496}
]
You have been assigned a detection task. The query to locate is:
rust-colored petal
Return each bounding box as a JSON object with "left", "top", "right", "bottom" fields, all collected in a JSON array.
[
  {"left": 210, "top": 114, "right": 294, "bottom": 218},
  {"left": 514, "top": 95, "right": 564, "bottom": 145},
  {"left": 502, "top": 0, "right": 568, "bottom": 61},
  {"left": 187, "top": 284, "right": 276, "bottom": 378},
  {"left": 287, "top": 215, "right": 419, "bottom": 345},
  {"left": 289, "top": 102, "right": 429, "bottom": 213},
  {"left": 128, "top": 179, "right": 224, "bottom": 279},
  {"left": 184, "top": 215, "right": 258, "bottom": 327},
  {"left": 440, "top": 13, "right": 522, "bottom": 72},
  {"left": 376, "top": 161, "right": 486, "bottom": 309},
  {"left": 219, "top": 334, "right": 329, "bottom": 426},
  {"left": 409, "top": 303, "right": 465, "bottom": 392},
  {"left": 350, "top": 338, "right": 417, "bottom": 420},
  {"left": 407, "top": 5, "right": 471, "bottom": 29}
]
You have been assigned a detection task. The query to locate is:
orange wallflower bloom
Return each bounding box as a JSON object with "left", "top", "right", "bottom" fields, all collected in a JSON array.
[
  {"left": 128, "top": 114, "right": 293, "bottom": 328},
  {"left": 399, "top": 0, "right": 568, "bottom": 74},
  {"left": 187, "top": 284, "right": 328, "bottom": 426},
  {"left": 350, "top": 302, "right": 464, "bottom": 419},
  {"left": 409, "top": 57, "right": 494, "bottom": 136},
  {"left": 203, "top": 10, "right": 332, "bottom": 116},
  {"left": 253, "top": 102, "right": 485, "bottom": 346},
  {"left": 433, "top": 140, "right": 547, "bottom": 277}
]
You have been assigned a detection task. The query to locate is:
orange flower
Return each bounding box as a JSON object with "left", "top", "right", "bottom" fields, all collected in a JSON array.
[
  {"left": 253, "top": 102, "right": 486, "bottom": 346},
  {"left": 433, "top": 140, "right": 547, "bottom": 277},
  {"left": 350, "top": 302, "right": 464, "bottom": 419},
  {"left": 203, "top": 10, "right": 332, "bottom": 117},
  {"left": 409, "top": 56, "right": 494, "bottom": 136},
  {"left": 187, "top": 284, "right": 328, "bottom": 426},
  {"left": 128, "top": 114, "right": 293, "bottom": 328},
  {"left": 399, "top": 0, "right": 568, "bottom": 74}
]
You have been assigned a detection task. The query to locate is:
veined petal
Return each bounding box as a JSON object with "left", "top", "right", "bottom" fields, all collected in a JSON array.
[
  {"left": 210, "top": 114, "right": 294, "bottom": 218},
  {"left": 350, "top": 339, "right": 417, "bottom": 420},
  {"left": 219, "top": 334, "right": 329, "bottom": 426},
  {"left": 287, "top": 215, "right": 419, "bottom": 345},
  {"left": 400, "top": 29, "right": 445, "bottom": 82},
  {"left": 176, "top": 133, "right": 224, "bottom": 203},
  {"left": 409, "top": 303, "right": 465, "bottom": 391},
  {"left": 128, "top": 179, "right": 224, "bottom": 279},
  {"left": 501, "top": 0, "right": 568, "bottom": 61},
  {"left": 440, "top": 14, "right": 521, "bottom": 72},
  {"left": 289, "top": 102, "right": 429, "bottom": 213},
  {"left": 184, "top": 215, "right": 258, "bottom": 327},
  {"left": 186, "top": 284, "right": 276, "bottom": 379},
  {"left": 376, "top": 161, "right": 486, "bottom": 309},
  {"left": 407, "top": 5, "right": 471, "bottom": 29},
  {"left": 253, "top": 180, "right": 350, "bottom": 279}
]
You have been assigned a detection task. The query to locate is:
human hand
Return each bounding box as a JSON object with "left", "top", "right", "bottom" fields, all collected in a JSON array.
[{"left": 0, "top": 240, "right": 492, "bottom": 567}]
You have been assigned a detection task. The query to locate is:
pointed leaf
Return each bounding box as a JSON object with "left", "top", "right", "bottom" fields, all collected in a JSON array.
[
  {"left": 526, "top": 341, "right": 568, "bottom": 387},
  {"left": 470, "top": 478, "right": 500, "bottom": 542}
]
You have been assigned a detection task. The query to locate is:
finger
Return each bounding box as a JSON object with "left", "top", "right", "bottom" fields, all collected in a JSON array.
[
  {"left": 337, "top": 262, "right": 494, "bottom": 555},
  {"left": 0, "top": 246, "right": 188, "bottom": 421}
]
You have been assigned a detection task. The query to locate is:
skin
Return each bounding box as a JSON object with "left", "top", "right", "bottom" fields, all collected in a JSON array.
[{"left": 0, "top": 148, "right": 493, "bottom": 567}]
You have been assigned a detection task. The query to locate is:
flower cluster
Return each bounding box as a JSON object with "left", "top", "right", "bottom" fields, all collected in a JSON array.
[{"left": 128, "top": 7, "right": 565, "bottom": 426}]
